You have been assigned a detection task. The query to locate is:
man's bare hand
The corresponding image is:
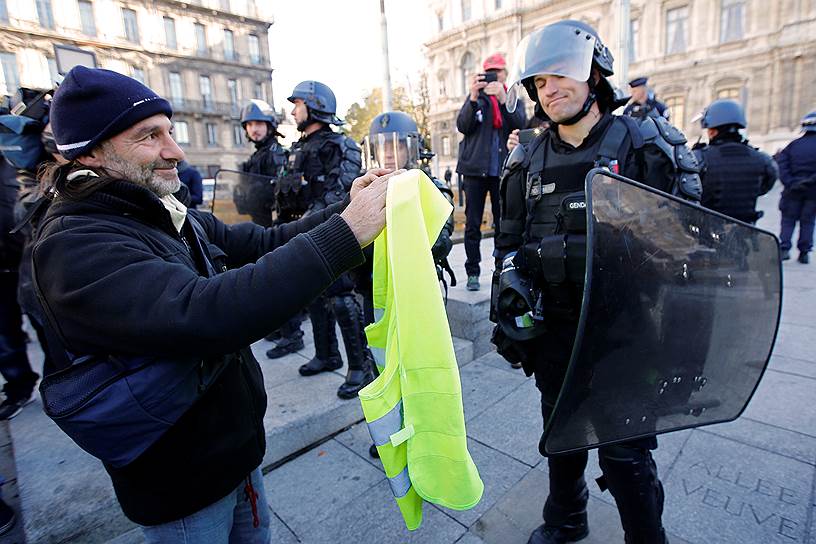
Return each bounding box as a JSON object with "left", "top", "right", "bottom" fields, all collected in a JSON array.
[
  {"left": 341, "top": 169, "right": 405, "bottom": 247},
  {"left": 507, "top": 129, "right": 520, "bottom": 152},
  {"left": 483, "top": 81, "right": 507, "bottom": 104},
  {"left": 350, "top": 168, "right": 391, "bottom": 201},
  {"left": 470, "top": 74, "right": 487, "bottom": 102}
]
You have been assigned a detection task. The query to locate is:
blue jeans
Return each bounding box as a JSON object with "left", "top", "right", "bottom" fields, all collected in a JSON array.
[{"left": 141, "top": 468, "right": 271, "bottom": 544}]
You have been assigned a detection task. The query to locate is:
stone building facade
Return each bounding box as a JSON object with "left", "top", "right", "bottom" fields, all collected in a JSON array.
[
  {"left": 424, "top": 0, "right": 816, "bottom": 175},
  {"left": 0, "top": 0, "right": 274, "bottom": 174}
]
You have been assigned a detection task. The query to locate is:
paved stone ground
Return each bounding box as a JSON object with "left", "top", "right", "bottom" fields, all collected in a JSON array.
[
  {"left": 255, "top": 185, "right": 816, "bottom": 544},
  {"left": 4, "top": 184, "right": 815, "bottom": 543}
]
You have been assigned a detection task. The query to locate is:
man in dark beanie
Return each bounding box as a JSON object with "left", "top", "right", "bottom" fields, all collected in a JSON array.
[{"left": 32, "top": 66, "right": 396, "bottom": 542}]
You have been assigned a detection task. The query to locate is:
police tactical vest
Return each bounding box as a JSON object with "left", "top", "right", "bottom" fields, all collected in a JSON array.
[
  {"left": 359, "top": 169, "right": 483, "bottom": 530},
  {"left": 695, "top": 141, "right": 768, "bottom": 223},
  {"left": 500, "top": 116, "right": 641, "bottom": 245}
]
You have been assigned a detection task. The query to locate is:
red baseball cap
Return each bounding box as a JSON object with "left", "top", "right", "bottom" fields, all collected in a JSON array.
[{"left": 483, "top": 53, "right": 507, "bottom": 71}]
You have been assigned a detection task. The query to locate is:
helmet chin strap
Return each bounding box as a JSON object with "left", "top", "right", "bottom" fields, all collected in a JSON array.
[{"left": 556, "top": 77, "right": 597, "bottom": 126}]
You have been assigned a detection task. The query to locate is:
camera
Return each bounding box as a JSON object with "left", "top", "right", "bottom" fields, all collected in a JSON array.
[
  {"left": 480, "top": 72, "right": 498, "bottom": 83},
  {"left": 517, "top": 128, "right": 543, "bottom": 145}
]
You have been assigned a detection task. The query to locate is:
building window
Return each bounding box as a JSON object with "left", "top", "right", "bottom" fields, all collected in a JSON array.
[
  {"left": 220, "top": 0, "right": 231, "bottom": 11},
  {"left": 248, "top": 34, "right": 261, "bottom": 64},
  {"left": 163, "top": 17, "right": 177, "bottom": 50},
  {"left": 254, "top": 81, "right": 264, "bottom": 101},
  {"left": 629, "top": 18, "right": 639, "bottom": 63},
  {"left": 122, "top": 8, "right": 139, "bottom": 43},
  {"left": 205, "top": 123, "right": 218, "bottom": 146},
  {"left": 664, "top": 96, "right": 685, "bottom": 128},
  {"left": 169, "top": 71, "right": 184, "bottom": 107},
  {"left": 665, "top": 7, "right": 688, "bottom": 54},
  {"left": 78, "top": 1, "right": 96, "bottom": 36},
  {"left": 199, "top": 75, "right": 212, "bottom": 109},
  {"left": 721, "top": 0, "right": 745, "bottom": 43},
  {"left": 195, "top": 23, "right": 208, "bottom": 55},
  {"left": 0, "top": 0, "right": 8, "bottom": 24},
  {"left": 0, "top": 52, "right": 19, "bottom": 96},
  {"left": 174, "top": 120, "right": 190, "bottom": 144},
  {"left": 461, "top": 0, "right": 471, "bottom": 22},
  {"left": 716, "top": 86, "right": 743, "bottom": 103},
  {"left": 233, "top": 123, "right": 243, "bottom": 146},
  {"left": 438, "top": 76, "right": 447, "bottom": 97},
  {"left": 131, "top": 66, "right": 145, "bottom": 85},
  {"left": 36, "top": 0, "right": 55, "bottom": 29},
  {"left": 223, "top": 29, "right": 235, "bottom": 61},
  {"left": 459, "top": 52, "right": 475, "bottom": 96},
  {"left": 227, "top": 78, "right": 239, "bottom": 105},
  {"left": 495, "top": 0, "right": 502, "bottom": 8},
  {"left": 442, "top": 136, "right": 451, "bottom": 156},
  {"left": 437, "top": 13, "right": 443, "bottom": 32}
]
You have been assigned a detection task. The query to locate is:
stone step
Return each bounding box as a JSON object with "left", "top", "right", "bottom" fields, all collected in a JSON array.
[{"left": 8, "top": 331, "right": 475, "bottom": 544}]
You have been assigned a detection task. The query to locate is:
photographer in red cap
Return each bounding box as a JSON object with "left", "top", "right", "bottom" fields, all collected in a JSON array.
[{"left": 456, "top": 52, "right": 526, "bottom": 291}]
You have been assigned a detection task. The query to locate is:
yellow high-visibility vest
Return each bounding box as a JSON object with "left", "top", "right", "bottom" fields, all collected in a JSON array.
[{"left": 359, "top": 169, "right": 484, "bottom": 530}]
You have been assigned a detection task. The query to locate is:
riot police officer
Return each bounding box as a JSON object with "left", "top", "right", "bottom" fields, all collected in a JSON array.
[
  {"left": 285, "top": 81, "right": 372, "bottom": 399},
  {"left": 623, "top": 77, "right": 669, "bottom": 122},
  {"left": 238, "top": 99, "right": 286, "bottom": 228},
  {"left": 363, "top": 111, "right": 455, "bottom": 288},
  {"left": 777, "top": 111, "right": 816, "bottom": 263},
  {"left": 237, "top": 99, "right": 306, "bottom": 357},
  {"left": 495, "top": 21, "right": 701, "bottom": 544},
  {"left": 693, "top": 99, "right": 777, "bottom": 224}
]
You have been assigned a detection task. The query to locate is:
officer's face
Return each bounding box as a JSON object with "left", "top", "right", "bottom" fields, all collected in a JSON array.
[
  {"left": 291, "top": 99, "right": 309, "bottom": 126},
  {"left": 534, "top": 75, "right": 590, "bottom": 124},
  {"left": 376, "top": 140, "right": 409, "bottom": 170},
  {"left": 630, "top": 85, "right": 647, "bottom": 103},
  {"left": 80, "top": 114, "right": 184, "bottom": 197},
  {"left": 245, "top": 120, "right": 268, "bottom": 142}
]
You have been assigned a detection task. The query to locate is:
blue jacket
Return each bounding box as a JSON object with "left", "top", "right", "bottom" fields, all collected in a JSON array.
[
  {"left": 455, "top": 93, "right": 526, "bottom": 177},
  {"left": 177, "top": 162, "right": 203, "bottom": 207},
  {"left": 777, "top": 132, "right": 816, "bottom": 199}
]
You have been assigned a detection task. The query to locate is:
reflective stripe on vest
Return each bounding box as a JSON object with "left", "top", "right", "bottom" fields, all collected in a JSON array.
[{"left": 359, "top": 169, "right": 484, "bottom": 531}]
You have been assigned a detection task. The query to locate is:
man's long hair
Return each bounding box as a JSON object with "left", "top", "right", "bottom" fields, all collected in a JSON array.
[{"left": 38, "top": 160, "right": 118, "bottom": 201}]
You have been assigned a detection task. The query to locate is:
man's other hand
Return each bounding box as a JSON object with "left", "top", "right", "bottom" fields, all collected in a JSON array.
[{"left": 507, "top": 129, "right": 520, "bottom": 152}]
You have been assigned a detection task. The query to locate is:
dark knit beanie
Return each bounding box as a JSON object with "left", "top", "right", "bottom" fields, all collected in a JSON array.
[{"left": 51, "top": 66, "right": 173, "bottom": 160}]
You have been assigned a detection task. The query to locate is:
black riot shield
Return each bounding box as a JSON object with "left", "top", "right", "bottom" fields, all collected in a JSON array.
[
  {"left": 542, "top": 168, "right": 782, "bottom": 455},
  {"left": 211, "top": 169, "right": 275, "bottom": 225}
]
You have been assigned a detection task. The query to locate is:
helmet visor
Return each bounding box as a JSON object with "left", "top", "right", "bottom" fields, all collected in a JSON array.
[
  {"left": 363, "top": 132, "right": 420, "bottom": 170},
  {"left": 506, "top": 25, "right": 597, "bottom": 113}
]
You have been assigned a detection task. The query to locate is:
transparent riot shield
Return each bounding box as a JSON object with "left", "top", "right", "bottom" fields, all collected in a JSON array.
[
  {"left": 210, "top": 169, "right": 274, "bottom": 225},
  {"left": 542, "top": 169, "right": 782, "bottom": 454}
]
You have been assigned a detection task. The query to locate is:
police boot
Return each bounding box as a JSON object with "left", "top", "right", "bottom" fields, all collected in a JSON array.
[
  {"left": 597, "top": 443, "right": 667, "bottom": 544},
  {"left": 781, "top": 249, "right": 791, "bottom": 261},
  {"left": 530, "top": 480, "right": 590, "bottom": 544},
  {"left": 332, "top": 295, "right": 374, "bottom": 399},
  {"left": 266, "top": 337, "right": 305, "bottom": 359},
  {"left": 527, "top": 512, "right": 589, "bottom": 544},
  {"left": 299, "top": 299, "right": 342, "bottom": 376},
  {"left": 799, "top": 251, "right": 810, "bottom": 264}
]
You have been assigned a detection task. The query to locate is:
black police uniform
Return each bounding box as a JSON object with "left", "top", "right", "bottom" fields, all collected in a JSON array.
[
  {"left": 288, "top": 126, "right": 372, "bottom": 397},
  {"left": 240, "top": 133, "right": 286, "bottom": 227},
  {"left": 777, "top": 131, "right": 816, "bottom": 259},
  {"left": 623, "top": 98, "right": 669, "bottom": 122},
  {"left": 693, "top": 133, "right": 778, "bottom": 224},
  {"left": 495, "top": 111, "right": 701, "bottom": 544}
]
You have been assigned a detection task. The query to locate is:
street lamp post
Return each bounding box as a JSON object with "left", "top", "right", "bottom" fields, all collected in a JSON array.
[{"left": 379, "top": 0, "right": 393, "bottom": 112}]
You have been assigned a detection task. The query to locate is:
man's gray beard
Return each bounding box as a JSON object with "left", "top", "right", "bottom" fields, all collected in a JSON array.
[{"left": 100, "top": 148, "right": 181, "bottom": 197}]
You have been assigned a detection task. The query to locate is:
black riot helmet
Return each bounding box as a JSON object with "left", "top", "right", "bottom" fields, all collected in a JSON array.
[
  {"left": 494, "top": 252, "right": 547, "bottom": 342},
  {"left": 363, "top": 111, "right": 423, "bottom": 170},
  {"left": 287, "top": 81, "right": 343, "bottom": 130},
  {"left": 506, "top": 20, "right": 615, "bottom": 125},
  {"left": 700, "top": 99, "right": 747, "bottom": 130},
  {"left": 240, "top": 99, "right": 282, "bottom": 140}
]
